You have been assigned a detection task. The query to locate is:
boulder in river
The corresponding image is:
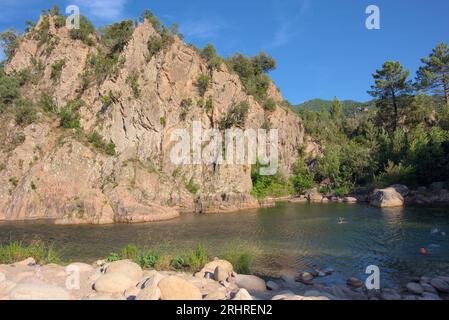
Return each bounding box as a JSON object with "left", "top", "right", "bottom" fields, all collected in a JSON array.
[
  {"left": 266, "top": 281, "right": 280, "bottom": 291},
  {"left": 406, "top": 282, "right": 424, "bottom": 295},
  {"left": 430, "top": 277, "right": 449, "bottom": 293},
  {"left": 370, "top": 188, "right": 404, "bottom": 208},
  {"left": 298, "top": 272, "right": 314, "bottom": 284},
  {"left": 346, "top": 277, "right": 364, "bottom": 289},
  {"left": 235, "top": 274, "right": 267, "bottom": 293}
]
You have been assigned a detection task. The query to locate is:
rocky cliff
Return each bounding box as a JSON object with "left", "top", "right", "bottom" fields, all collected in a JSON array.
[{"left": 0, "top": 14, "right": 305, "bottom": 224}]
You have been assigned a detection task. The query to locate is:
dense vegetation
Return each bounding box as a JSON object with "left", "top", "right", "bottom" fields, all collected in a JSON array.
[
  {"left": 296, "top": 98, "right": 375, "bottom": 116},
  {"left": 252, "top": 43, "right": 449, "bottom": 199},
  {"left": 1, "top": 8, "right": 448, "bottom": 200},
  {"left": 0, "top": 241, "right": 60, "bottom": 264},
  {"left": 295, "top": 43, "right": 449, "bottom": 196},
  {"left": 106, "top": 243, "right": 259, "bottom": 275}
]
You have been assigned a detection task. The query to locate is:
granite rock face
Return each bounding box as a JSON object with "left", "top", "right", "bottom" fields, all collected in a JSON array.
[{"left": 0, "top": 15, "right": 306, "bottom": 224}]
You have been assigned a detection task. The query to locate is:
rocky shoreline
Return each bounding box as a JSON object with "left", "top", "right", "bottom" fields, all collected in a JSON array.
[
  {"left": 288, "top": 182, "right": 449, "bottom": 209},
  {"left": 1, "top": 257, "right": 448, "bottom": 300}
]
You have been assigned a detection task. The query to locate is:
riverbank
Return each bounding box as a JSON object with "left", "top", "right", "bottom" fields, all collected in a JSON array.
[
  {"left": 288, "top": 182, "right": 449, "bottom": 209},
  {"left": 1, "top": 255, "right": 449, "bottom": 300}
]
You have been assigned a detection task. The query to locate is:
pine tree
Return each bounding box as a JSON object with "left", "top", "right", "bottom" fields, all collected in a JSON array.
[
  {"left": 330, "top": 96, "right": 343, "bottom": 121},
  {"left": 416, "top": 43, "right": 449, "bottom": 105},
  {"left": 369, "top": 61, "right": 412, "bottom": 131}
]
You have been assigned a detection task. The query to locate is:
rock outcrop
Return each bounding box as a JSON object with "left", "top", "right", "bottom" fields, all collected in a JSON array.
[
  {"left": 0, "top": 15, "right": 305, "bottom": 224},
  {"left": 370, "top": 188, "right": 404, "bottom": 208}
]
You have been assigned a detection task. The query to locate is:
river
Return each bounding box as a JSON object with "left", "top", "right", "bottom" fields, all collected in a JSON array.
[{"left": 1, "top": 202, "right": 448, "bottom": 288}]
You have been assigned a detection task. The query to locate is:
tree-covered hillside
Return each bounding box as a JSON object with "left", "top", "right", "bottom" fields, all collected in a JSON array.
[{"left": 295, "top": 99, "right": 375, "bottom": 116}]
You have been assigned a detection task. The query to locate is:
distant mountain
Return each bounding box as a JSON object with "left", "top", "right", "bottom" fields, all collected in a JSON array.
[{"left": 295, "top": 99, "right": 375, "bottom": 116}]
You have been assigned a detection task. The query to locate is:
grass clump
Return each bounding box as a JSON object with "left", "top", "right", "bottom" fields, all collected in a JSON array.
[
  {"left": 81, "top": 51, "right": 124, "bottom": 88},
  {"left": 14, "top": 99, "right": 37, "bottom": 125},
  {"left": 50, "top": 59, "right": 65, "bottom": 81},
  {"left": 126, "top": 72, "right": 141, "bottom": 98},
  {"left": 106, "top": 244, "right": 209, "bottom": 273},
  {"left": 87, "top": 131, "right": 116, "bottom": 156},
  {"left": 184, "top": 178, "right": 199, "bottom": 195},
  {"left": 40, "top": 92, "right": 57, "bottom": 113},
  {"left": 219, "top": 101, "right": 249, "bottom": 130},
  {"left": 179, "top": 98, "right": 193, "bottom": 121},
  {"left": 147, "top": 27, "right": 175, "bottom": 60},
  {"left": 263, "top": 98, "right": 277, "bottom": 112},
  {"left": 221, "top": 242, "right": 261, "bottom": 275},
  {"left": 197, "top": 74, "right": 210, "bottom": 97},
  {"left": 0, "top": 241, "right": 61, "bottom": 265},
  {"left": 251, "top": 162, "right": 294, "bottom": 199},
  {"left": 58, "top": 99, "right": 83, "bottom": 129}
]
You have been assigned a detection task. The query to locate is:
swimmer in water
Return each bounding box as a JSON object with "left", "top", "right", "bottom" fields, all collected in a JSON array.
[
  {"left": 338, "top": 217, "right": 345, "bottom": 224},
  {"left": 431, "top": 227, "right": 439, "bottom": 234}
]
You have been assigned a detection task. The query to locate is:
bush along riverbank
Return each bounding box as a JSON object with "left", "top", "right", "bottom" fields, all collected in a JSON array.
[{"left": 1, "top": 243, "right": 449, "bottom": 300}]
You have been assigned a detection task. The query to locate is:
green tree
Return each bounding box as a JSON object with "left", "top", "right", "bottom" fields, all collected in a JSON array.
[
  {"left": 69, "top": 15, "right": 95, "bottom": 46},
  {"left": 416, "top": 43, "right": 449, "bottom": 105},
  {"left": 100, "top": 20, "right": 134, "bottom": 56},
  {"left": 291, "top": 158, "right": 314, "bottom": 194},
  {"left": 330, "top": 96, "right": 343, "bottom": 122},
  {"left": 251, "top": 52, "right": 276, "bottom": 74},
  {"left": 0, "top": 67, "right": 20, "bottom": 106},
  {"left": 404, "top": 94, "right": 435, "bottom": 129},
  {"left": 200, "top": 44, "right": 222, "bottom": 70},
  {"left": 139, "top": 10, "right": 161, "bottom": 31},
  {"left": 0, "top": 29, "right": 19, "bottom": 61},
  {"left": 226, "top": 53, "right": 276, "bottom": 103},
  {"left": 197, "top": 74, "right": 210, "bottom": 97},
  {"left": 369, "top": 61, "right": 412, "bottom": 131}
]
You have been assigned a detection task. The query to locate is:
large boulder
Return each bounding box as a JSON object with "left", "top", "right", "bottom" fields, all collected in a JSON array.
[
  {"left": 158, "top": 276, "right": 202, "bottom": 300},
  {"left": 406, "top": 282, "right": 424, "bottom": 295},
  {"left": 234, "top": 275, "right": 267, "bottom": 293},
  {"left": 94, "top": 273, "right": 135, "bottom": 293},
  {"left": 430, "top": 277, "right": 449, "bottom": 293},
  {"left": 9, "top": 283, "right": 70, "bottom": 300},
  {"left": 105, "top": 260, "right": 143, "bottom": 282},
  {"left": 202, "top": 259, "right": 233, "bottom": 274},
  {"left": 136, "top": 272, "right": 164, "bottom": 300},
  {"left": 370, "top": 188, "right": 404, "bottom": 208},
  {"left": 306, "top": 188, "right": 324, "bottom": 203}
]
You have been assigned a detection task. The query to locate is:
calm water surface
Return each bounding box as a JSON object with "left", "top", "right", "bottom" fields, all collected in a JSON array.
[{"left": 1, "top": 203, "right": 449, "bottom": 288}]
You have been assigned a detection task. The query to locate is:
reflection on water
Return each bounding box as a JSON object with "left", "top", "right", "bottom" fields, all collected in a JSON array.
[{"left": 1, "top": 203, "right": 448, "bottom": 287}]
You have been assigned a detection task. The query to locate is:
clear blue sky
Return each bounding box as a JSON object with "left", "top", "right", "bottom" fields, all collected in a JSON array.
[{"left": 1, "top": 0, "right": 448, "bottom": 104}]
